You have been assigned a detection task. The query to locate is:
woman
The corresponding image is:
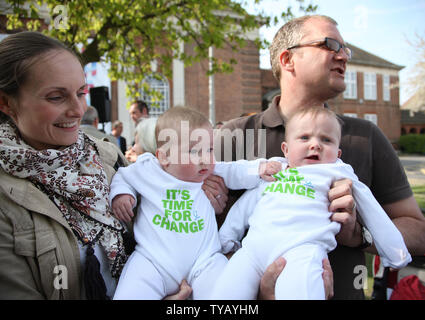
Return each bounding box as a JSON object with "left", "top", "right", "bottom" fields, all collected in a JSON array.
[
  {"left": 0, "top": 31, "right": 332, "bottom": 300},
  {"left": 0, "top": 31, "right": 132, "bottom": 299}
]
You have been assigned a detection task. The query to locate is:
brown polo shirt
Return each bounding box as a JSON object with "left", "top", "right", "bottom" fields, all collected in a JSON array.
[{"left": 215, "top": 95, "right": 412, "bottom": 299}]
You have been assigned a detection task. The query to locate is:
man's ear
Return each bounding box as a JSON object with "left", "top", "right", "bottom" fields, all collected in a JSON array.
[
  {"left": 281, "top": 141, "right": 288, "bottom": 157},
  {"left": 156, "top": 148, "right": 169, "bottom": 167},
  {"left": 279, "top": 49, "right": 295, "bottom": 72}
]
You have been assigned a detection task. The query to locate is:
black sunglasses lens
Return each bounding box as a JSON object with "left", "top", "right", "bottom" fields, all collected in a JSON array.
[{"left": 327, "top": 39, "right": 340, "bottom": 53}]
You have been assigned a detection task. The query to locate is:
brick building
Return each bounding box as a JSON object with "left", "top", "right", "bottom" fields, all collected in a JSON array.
[{"left": 114, "top": 40, "right": 404, "bottom": 144}]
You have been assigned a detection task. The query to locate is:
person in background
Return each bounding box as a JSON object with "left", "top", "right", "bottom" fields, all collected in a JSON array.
[
  {"left": 129, "top": 100, "right": 149, "bottom": 126},
  {"left": 80, "top": 105, "right": 118, "bottom": 145},
  {"left": 112, "top": 120, "right": 127, "bottom": 154}
]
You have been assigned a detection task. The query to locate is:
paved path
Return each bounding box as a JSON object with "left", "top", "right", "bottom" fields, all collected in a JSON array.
[{"left": 399, "top": 155, "right": 425, "bottom": 186}]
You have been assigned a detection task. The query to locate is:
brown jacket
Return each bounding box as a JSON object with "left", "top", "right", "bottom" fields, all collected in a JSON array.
[{"left": 0, "top": 139, "right": 124, "bottom": 299}]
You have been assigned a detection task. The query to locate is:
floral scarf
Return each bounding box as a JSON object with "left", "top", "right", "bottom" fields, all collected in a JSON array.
[{"left": 0, "top": 121, "right": 127, "bottom": 278}]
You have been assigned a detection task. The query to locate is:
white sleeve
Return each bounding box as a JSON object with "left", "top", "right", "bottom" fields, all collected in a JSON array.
[
  {"left": 214, "top": 159, "right": 264, "bottom": 190},
  {"left": 352, "top": 179, "right": 412, "bottom": 269},
  {"left": 219, "top": 187, "right": 261, "bottom": 253},
  {"left": 109, "top": 166, "right": 138, "bottom": 206},
  {"left": 328, "top": 161, "right": 412, "bottom": 269}
]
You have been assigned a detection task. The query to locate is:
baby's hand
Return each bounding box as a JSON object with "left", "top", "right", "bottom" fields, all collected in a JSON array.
[
  {"left": 111, "top": 194, "right": 136, "bottom": 222},
  {"left": 259, "top": 161, "right": 282, "bottom": 182}
]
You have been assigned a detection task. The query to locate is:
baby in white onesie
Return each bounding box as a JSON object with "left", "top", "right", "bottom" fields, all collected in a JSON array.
[
  {"left": 110, "top": 107, "right": 279, "bottom": 300},
  {"left": 211, "top": 107, "right": 411, "bottom": 300}
]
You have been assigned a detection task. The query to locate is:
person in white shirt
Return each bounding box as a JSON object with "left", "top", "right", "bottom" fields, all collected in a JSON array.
[
  {"left": 110, "top": 106, "right": 280, "bottom": 299},
  {"left": 211, "top": 107, "right": 412, "bottom": 300}
]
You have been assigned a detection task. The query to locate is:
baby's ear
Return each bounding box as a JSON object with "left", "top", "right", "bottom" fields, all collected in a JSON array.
[
  {"left": 156, "top": 148, "right": 169, "bottom": 167},
  {"left": 337, "top": 149, "right": 342, "bottom": 158}
]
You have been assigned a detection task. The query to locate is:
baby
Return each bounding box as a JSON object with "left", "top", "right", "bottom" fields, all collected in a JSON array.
[
  {"left": 110, "top": 106, "right": 279, "bottom": 299},
  {"left": 211, "top": 107, "right": 411, "bottom": 300}
]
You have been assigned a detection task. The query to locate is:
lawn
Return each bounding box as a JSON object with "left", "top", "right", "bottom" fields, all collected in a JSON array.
[{"left": 412, "top": 184, "right": 425, "bottom": 212}]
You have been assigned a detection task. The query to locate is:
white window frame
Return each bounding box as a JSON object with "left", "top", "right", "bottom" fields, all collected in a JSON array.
[
  {"left": 364, "top": 113, "right": 378, "bottom": 126},
  {"left": 343, "top": 71, "right": 357, "bottom": 99},
  {"left": 140, "top": 73, "right": 170, "bottom": 117},
  {"left": 383, "top": 74, "right": 390, "bottom": 102},
  {"left": 343, "top": 113, "right": 358, "bottom": 118},
  {"left": 364, "top": 72, "right": 377, "bottom": 100}
]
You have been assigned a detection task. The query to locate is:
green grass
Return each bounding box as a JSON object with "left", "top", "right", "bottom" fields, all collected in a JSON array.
[{"left": 412, "top": 184, "right": 425, "bottom": 212}]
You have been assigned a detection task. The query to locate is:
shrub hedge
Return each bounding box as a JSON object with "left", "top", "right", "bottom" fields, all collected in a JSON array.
[{"left": 399, "top": 134, "right": 425, "bottom": 154}]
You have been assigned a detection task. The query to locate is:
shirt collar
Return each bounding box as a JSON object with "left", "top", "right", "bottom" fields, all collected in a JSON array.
[{"left": 263, "top": 95, "right": 285, "bottom": 128}]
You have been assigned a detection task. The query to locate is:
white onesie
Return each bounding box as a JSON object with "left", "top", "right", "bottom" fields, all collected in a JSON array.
[
  {"left": 110, "top": 153, "right": 262, "bottom": 299},
  {"left": 211, "top": 158, "right": 411, "bottom": 300}
]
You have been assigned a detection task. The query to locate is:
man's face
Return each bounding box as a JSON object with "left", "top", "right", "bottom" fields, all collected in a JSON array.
[
  {"left": 129, "top": 104, "right": 148, "bottom": 124},
  {"left": 281, "top": 112, "right": 341, "bottom": 168},
  {"left": 291, "top": 18, "right": 349, "bottom": 100}
]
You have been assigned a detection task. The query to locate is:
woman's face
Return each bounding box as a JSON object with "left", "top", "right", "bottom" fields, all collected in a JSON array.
[{"left": 3, "top": 50, "right": 87, "bottom": 150}]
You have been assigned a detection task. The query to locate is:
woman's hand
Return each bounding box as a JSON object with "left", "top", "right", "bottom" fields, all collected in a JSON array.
[
  {"left": 202, "top": 175, "right": 229, "bottom": 214},
  {"left": 111, "top": 194, "right": 135, "bottom": 222}
]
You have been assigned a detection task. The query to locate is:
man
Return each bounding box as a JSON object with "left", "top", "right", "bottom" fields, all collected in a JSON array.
[
  {"left": 213, "top": 15, "right": 425, "bottom": 299},
  {"left": 80, "top": 106, "right": 118, "bottom": 145},
  {"left": 112, "top": 120, "right": 127, "bottom": 154},
  {"left": 129, "top": 100, "right": 149, "bottom": 125}
]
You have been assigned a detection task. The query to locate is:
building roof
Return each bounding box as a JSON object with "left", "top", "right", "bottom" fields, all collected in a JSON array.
[
  {"left": 401, "top": 109, "right": 425, "bottom": 124},
  {"left": 347, "top": 43, "right": 404, "bottom": 71}
]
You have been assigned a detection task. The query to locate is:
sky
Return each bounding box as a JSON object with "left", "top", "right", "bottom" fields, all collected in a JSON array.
[{"left": 242, "top": 0, "right": 425, "bottom": 105}]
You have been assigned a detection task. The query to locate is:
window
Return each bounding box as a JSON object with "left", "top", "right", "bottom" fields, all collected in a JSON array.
[
  {"left": 343, "top": 113, "right": 358, "bottom": 118},
  {"left": 139, "top": 73, "right": 170, "bottom": 117},
  {"left": 364, "top": 113, "right": 378, "bottom": 126},
  {"left": 383, "top": 74, "right": 390, "bottom": 102},
  {"left": 343, "top": 71, "right": 357, "bottom": 99},
  {"left": 364, "top": 73, "right": 377, "bottom": 100}
]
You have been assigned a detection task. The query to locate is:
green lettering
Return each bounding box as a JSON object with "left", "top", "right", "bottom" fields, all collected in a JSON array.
[
  {"left": 181, "top": 190, "right": 190, "bottom": 200},
  {"left": 198, "top": 219, "right": 204, "bottom": 231},
  {"left": 160, "top": 216, "right": 170, "bottom": 229},
  {"left": 152, "top": 214, "right": 161, "bottom": 225},
  {"left": 284, "top": 183, "right": 295, "bottom": 194},
  {"left": 274, "top": 183, "right": 284, "bottom": 193},
  {"left": 296, "top": 185, "right": 306, "bottom": 196},
  {"left": 186, "top": 200, "right": 193, "bottom": 210},
  {"left": 288, "top": 168, "right": 298, "bottom": 175},
  {"left": 179, "top": 222, "right": 189, "bottom": 233},
  {"left": 183, "top": 210, "right": 192, "bottom": 221},
  {"left": 307, "top": 188, "right": 315, "bottom": 199},
  {"left": 170, "top": 221, "right": 179, "bottom": 232},
  {"left": 296, "top": 175, "right": 304, "bottom": 183},
  {"left": 189, "top": 221, "right": 198, "bottom": 232},
  {"left": 263, "top": 183, "right": 275, "bottom": 193},
  {"left": 173, "top": 201, "right": 185, "bottom": 210},
  {"left": 172, "top": 211, "right": 182, "bottom": 221}
]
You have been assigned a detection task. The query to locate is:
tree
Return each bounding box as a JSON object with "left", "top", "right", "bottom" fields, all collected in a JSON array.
[
  {"left": 405, "top": 33, "right": 425, "bottom": 111},
  {"left": 2, "top": 0, "right": 316, "bottom": 101}
]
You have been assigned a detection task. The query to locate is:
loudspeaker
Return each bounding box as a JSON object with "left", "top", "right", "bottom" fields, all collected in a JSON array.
[{"left": 89, "top": 86, "right": 111, "bottom": 123}]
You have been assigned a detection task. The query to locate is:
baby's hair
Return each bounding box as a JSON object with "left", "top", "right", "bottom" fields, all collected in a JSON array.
[
  {"left": 155, "top": 106, "right": 211, "bottom": 148},
  {"left": 284, "top": 107, "right": 343, "bottom": 142}
]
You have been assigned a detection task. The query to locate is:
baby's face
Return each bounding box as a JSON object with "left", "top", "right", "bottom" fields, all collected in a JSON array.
[
  {"left": 165, "top": 124, "right": 215, "bottom": 183},
  {"left": 281, "top": 113, "right": 341, "bottom": 168}
]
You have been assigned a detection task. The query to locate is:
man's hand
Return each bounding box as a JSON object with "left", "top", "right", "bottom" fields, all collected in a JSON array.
[
  {"left": 258, "top": 257, "right": 334, "bottom": 300},
  {"left": 164, "top": 280, "right": 192, "bottom": 300},
  {"left": 202, "top": 175, "right": 229, "bottom": 214},
  {"left": 111, "top": 194, "right": 135, "bottom": 222},
  {"left": 259, "top": 161, "right": 282, "bottom": 182},
  {"left": 328, "top": 178, "right": 362, "bottom": 247}
]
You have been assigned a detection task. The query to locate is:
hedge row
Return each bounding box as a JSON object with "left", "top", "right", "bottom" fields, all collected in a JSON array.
[{"left": 399, "top": 134, "right": 425, "bottom": 154}]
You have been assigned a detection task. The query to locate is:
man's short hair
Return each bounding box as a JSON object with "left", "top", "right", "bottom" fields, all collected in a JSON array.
[
  {"left": 81, "top": 106, "right": 99, "bottom": 125},
  {"left": 269, "top": 15, "right": 338, "bottom": 81},
  {"left": 131, "top": 100, "right": 149, "bottom": 114},
  {"left": 112, "top": 120, "right": 122, "bottom": 129}
]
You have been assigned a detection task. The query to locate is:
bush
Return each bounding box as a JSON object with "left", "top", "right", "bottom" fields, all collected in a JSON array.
[{"left": 399, "top": 134, "right": 425, "bottom": 154}]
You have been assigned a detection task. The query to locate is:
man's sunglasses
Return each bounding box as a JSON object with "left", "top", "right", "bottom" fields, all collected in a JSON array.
[{"left": 287, "top": 37, "right": 352, "bottom": 60}]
